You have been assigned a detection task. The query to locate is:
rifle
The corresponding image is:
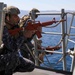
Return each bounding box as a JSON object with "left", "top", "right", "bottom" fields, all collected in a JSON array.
[{"left": 8, "top": 19, "right": 66, "bottom": 38}]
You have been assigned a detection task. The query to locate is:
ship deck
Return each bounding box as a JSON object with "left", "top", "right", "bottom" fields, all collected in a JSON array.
[{"left": 13, "top": 66, "right": 72, "bottom": 75}]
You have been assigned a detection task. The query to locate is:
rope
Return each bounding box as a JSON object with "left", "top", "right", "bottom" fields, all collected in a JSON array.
[
  {"left": 56, "top": 53, "right": 67, "bottom": 65},
  {"left": 44, "top": 52, "right": 52, "bottom": 66},
  {"left": 50, "top": 49, "right": 75, "bottom": 67},
  {"left": 56, "top": 33, "right": 66, "bottom": 47},
  {"left": 25, "top": 43, "right": 51, "bottom": 67},
  {"left": 24, "top": 43, "right": 35, "bottom": 60}
]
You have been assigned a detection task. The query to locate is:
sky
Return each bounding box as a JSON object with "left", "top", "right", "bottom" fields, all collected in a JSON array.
[{"left": 0, "top": 0, "right": 75, "bottom": 11}]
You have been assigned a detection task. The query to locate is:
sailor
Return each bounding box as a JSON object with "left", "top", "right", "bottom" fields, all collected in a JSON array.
[
  {"left": 0, "top": 6, "right": 35, "bottom": 75},
  {"left": 19, "top": 8, "right": 62, "bottom": 63},
  {"left": 19, "top": 8, "right": 42, "bottom": 63}
]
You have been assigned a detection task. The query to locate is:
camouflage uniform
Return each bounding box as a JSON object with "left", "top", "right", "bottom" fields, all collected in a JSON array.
[
  {"left": 18, "top": 8, "right": 40, "bottom": 62},
  {"left": 19, "top": 15, "right": 35, "bottom": 62},
  {"left": 0, "top": 6, "right": 35, "bottom": 75}
]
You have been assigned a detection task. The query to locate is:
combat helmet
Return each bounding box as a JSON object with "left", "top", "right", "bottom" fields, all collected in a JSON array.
[
  {"left": 3, "top": 6, "right": 20, "bottom": 15},
  {"left": 29, "top": 8, "right": 40, "bottom": 19}
]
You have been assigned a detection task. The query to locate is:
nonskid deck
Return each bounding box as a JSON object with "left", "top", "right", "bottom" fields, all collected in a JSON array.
[
  {"left": 13, "top": 67, "right": 72, "bottom": 75},
  {"left": 13, "top": 66, "right": 72, "bottom": 75}
]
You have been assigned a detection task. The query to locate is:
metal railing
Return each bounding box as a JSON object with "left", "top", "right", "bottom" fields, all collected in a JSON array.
[
  {"left": 0, "top": 2, "right": 6, "bottom": 45},
  {"left": 1, "top": 2, "right": 75, "bottom": 73},
  {"left": 30, "top": 9, "right": 75, "bottom": 74},
  {"left": 30, "top": 9, "right": 68, "bottom": 71}
]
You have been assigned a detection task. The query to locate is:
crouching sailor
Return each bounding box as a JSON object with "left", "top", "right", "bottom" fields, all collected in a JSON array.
[{"left": 0, "top": 6, "right": 35, "bottom": 75}]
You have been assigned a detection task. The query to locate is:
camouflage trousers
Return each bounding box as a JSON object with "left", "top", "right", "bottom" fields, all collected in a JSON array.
[{"left": 0, "top": 51, "right": 35, "bottom": 75}]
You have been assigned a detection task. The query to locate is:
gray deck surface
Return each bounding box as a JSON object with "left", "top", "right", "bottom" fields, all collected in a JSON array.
[{"left": 13, "top": 68, "right": 72, "bottom": 75}]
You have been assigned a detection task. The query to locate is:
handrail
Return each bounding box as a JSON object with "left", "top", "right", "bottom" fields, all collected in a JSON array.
[
  {"left": 1, "top": 3, "right": 75, "bottom": 73},
  {"left": 0, "top": 3, "right": 6, "bottom": 45},
  {"left": 30, "top": 9, "right": 68, "bottom": 71},
  {"left": 36, "top": 12, "right": 62, "bottom": 15}
]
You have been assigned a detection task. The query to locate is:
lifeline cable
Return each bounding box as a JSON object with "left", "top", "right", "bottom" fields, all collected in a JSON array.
[{"left": 25, "top": 43, "right": 52, "bottom": 68}]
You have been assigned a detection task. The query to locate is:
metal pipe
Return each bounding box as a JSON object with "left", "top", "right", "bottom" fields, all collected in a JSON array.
[
  {"left": 36, "top": 12, "right": 62, "bottom": 15},
  {"left": 42, "top": 32, "right": 62, "bottom": 35},
  {"left": 61, "top": 9, "right": 67, "bottom": 71},
  {"left": 0, "top": 2, "right": 6, "bottom": 45}
]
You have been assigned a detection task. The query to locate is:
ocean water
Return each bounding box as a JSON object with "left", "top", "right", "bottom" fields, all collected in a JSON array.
[{"left": 36, "top": 15, "right": 75, "bottom": 71}]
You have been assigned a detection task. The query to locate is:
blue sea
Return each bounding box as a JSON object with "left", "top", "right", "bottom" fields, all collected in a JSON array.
[
  {"left": 35, "top": 14, "right": 75, "bottom": 71},
  {"left": 20, "top": 13, "right": 75, "bottom": 71}
]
